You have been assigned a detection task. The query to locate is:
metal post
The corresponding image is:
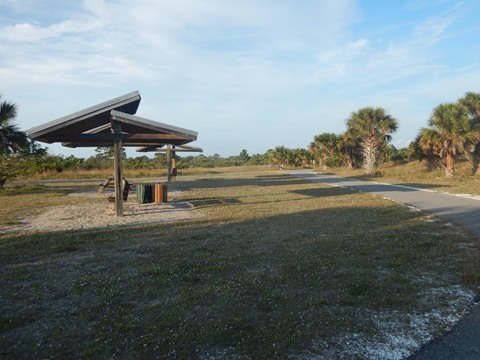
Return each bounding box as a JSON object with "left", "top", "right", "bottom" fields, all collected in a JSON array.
[{"left": 112, "top": 121, "right": 123, "bottom": 216}]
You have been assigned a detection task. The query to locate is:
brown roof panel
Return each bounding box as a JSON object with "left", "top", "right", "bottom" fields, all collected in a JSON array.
[
  {"left": 110, "top": 111, "right": 198, "bottom": 139},
  {"left": 26, "top": 91, "right": 141, "bottom": 143},
  {"left": 136, "top": 145, "right": 203, "bottom": 153},
  {"left": 26, "top": 91, "right": 199, "bottom": 149}
]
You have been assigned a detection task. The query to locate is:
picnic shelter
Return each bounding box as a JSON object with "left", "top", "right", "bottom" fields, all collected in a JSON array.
[{"left": 26, "top": 91, "right": 199, "bottom": 216}]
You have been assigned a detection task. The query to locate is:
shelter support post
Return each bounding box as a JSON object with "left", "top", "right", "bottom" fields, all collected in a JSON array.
[
  {"left": 112, "top": 121, "right": 123, "bottom": 216},
  {"left": 166, "top": 144, "right": 171, "bottom": 184},
  {"left": 171, "top": 148, "right": 176, "bottom": 181}
]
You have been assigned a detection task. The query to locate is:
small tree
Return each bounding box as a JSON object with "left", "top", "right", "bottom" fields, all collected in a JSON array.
[
  {"left": 0, "top": 96, "right": 29, "bottom": 155},
  {"left": 417, "top": 128, "right": 443, "bottom": 171},
  {"left": 238, "top": 149, "right": 251, "bottom": 163},
  {"left": 291, "top": 148, "right": 312, "bottom": 167},
  {"left": 346, "top": 107, "right": 398, "bottom": 174},
  {"left": 458, "top": 92, "right": 480, "bottom": 174},
  {"left": 95, "top": 146, "right": 114, "bottom": 160},
  {"left": 308, "top": 133, "right": 341, "bottom": 167},
  {"left": 339, "top": 129, "right": 361, "bottom": 169},
  {"left": 0, "top": 155, "right": 28, "bottom": 187},
  {"left": 0, "top": 96, "right": 32, "bottom": 186},
  {"left": 429, "top": 102, "right": 470, "bottom": 177},
  {"left": 267, "top": 146, "right": 292, "bottom": 167}
]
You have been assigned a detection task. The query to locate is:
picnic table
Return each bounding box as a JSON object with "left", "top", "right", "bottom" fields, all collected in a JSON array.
[{"left": 96, "top": 176, "right": 133, "bottom": 202}]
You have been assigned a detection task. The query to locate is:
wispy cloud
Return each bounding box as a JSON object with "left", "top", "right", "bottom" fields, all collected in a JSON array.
[
  {"left": 413, "top": 16, "right": 454, "bottom": 45},
  {"left": 405, "top": 0, "right": 449, "bottom": 11}
]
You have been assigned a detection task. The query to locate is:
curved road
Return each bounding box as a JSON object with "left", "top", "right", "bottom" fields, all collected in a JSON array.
[{"left": 288, "top": 170, "right": 480, "bottom": 359}]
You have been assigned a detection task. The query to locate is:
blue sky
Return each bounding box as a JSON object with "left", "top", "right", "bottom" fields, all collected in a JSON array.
[{"left": 1, "top": 0, "right": 479, "bottom": 158}]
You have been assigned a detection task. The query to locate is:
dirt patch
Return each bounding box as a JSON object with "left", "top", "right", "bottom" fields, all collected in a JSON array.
[{"left": 1, "top": 190, "right": 199, "bottom": 234}]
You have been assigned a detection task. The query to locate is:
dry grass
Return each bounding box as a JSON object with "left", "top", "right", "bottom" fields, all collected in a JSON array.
[
  {"left": 0, "top": 184, "right": 101, "bottom": 227},
  {"left": 1, "top": 171, "right": 479, "bottom": 358},
  {"left": 324, "top": 161, "right": 480, "bottom": 196},
  {"left": 17, "top": 165, "right": 274, "bottom": 182}
]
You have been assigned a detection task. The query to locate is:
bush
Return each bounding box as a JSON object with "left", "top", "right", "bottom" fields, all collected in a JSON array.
[
  {"left": 324, "top": 157, "right": 343, "bottom": 168},
  {"left": 0, "top": 155, "right": 28, "bottom": 187}
]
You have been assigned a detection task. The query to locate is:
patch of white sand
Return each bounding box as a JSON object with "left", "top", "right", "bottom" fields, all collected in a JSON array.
[
  {"left": 1, "top": 190, "right": 199, "bottom": 234},
  {"left": 303, "top": 286, "right": 475, "bottom": 360}
]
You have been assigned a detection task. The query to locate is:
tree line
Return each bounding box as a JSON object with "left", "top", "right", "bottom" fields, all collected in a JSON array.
[
  {"left": 1, "top": 91, "right": 479, "bottom": 186},
  {"left": 303, "top": 91, "right": 479, "bottom": 178},
  {"left": 413, "top": 92, "right": 480, "bottom": 177}
]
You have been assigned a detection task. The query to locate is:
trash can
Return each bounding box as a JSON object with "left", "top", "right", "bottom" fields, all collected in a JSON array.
[
  {"left": 162, "top": 183, "right": 168, "bottom": 203},
  {"left": 137, "top": 184, "right": 153, "bottom": 203},
  {"left": 154, "top": 183, "right": 168, "bottom": 204},
  {"left": 137, "top": 184, "right": 146, "bottom": 203}
]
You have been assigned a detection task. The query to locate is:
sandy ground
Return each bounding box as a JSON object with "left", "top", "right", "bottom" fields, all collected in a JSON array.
[{"left": 1, "top": 189, "right": 199, "bottom": 234}]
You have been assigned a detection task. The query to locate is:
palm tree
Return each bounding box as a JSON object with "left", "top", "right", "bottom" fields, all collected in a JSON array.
[
  {"left": 417, "top": 128, "right": 443, "bottom": 171},
  {"left": 308, "top": 133, "right": 341, "bottom": 167},
  {"left": 267, "top": 146, "right": 292, "bottom": 168},
  {"left": 294, "top": 148, "right": 313, "bottom": 167},
  {"left": 339, "top": 129, "right": 361, "bottom": 169},
  {"left": 346, "top": 107, "right": 398, "bottom": 174},
  {"left": 429, "top": 102, "right": 470, "bottom": 177},
  {"left": 460, "top": 91, "right": 480, "bottom": 119},
  {"left": 458, "top": 92, "right": 480, "bottom": 174},
  {"left": 0, "top": 96, "right": 28, "bottom": 155}
]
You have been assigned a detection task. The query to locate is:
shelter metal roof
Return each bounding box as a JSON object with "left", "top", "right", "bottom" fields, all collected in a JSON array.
[
  {"left": 26, "top": 91, "right": 141, "bottom": 143},
  {"left": 137, "top": 144, "right": 203, "bottom": 153},
  {"left": 26, "top": 91, "right": 198, "bottom": 148}
]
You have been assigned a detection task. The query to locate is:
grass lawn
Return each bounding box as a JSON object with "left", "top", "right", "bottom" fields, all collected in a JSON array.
[{"left": 1, "top": 170, "right": 479, "bottom": 359}]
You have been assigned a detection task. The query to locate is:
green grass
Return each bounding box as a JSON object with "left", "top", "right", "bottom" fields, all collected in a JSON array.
[{"left": 1, "top": 171, "right": 479, "bottom": 358}]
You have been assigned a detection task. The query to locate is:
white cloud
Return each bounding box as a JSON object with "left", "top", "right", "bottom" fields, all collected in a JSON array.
[
  {"left": 0, "top": 18, "right": 100, "bottom": 42},
  {"left": 405, "top": 0, "right": 449, "bottom": 11},
  {"left": 1, "top": 0, "right": 360, "bottom": 88},
  {"left": 349, "top": 38, "right": 369, "bottom": 49}
]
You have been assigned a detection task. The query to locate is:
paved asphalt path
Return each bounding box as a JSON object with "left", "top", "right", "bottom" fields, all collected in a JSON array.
[{"left": 287, "top": 170, "right": 480, "bottom": 359}]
